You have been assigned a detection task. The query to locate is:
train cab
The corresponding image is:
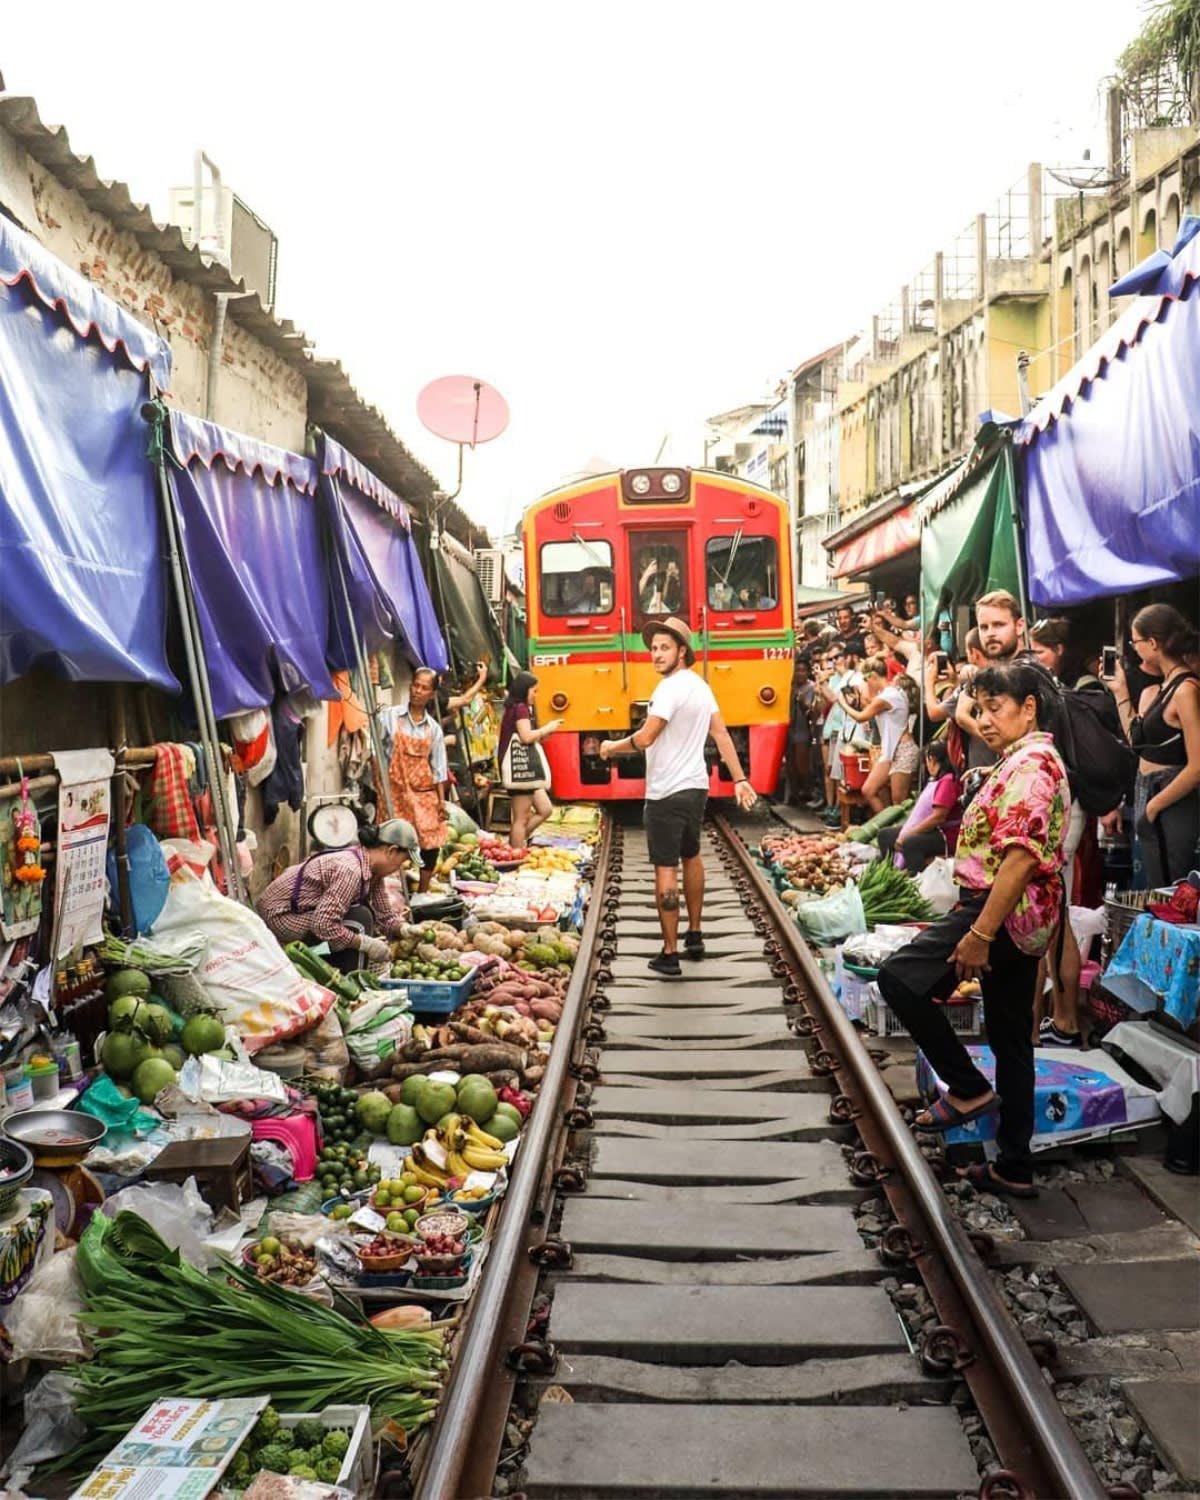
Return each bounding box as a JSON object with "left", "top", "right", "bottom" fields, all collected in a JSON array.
[{"left": 523, "top": 467, "right": 795, "bottom": 801}]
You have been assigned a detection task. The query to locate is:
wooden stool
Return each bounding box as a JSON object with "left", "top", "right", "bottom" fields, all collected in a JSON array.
[{"left": 837, "top": 786, "right": 868, "bottom": 833}]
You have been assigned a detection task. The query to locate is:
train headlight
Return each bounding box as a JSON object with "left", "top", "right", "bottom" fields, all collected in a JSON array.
[
  {"left": 550, "top": 692, "right": 569, "bottom": 711},
  {"left": 758, "top": 685, "right": 777, "bottom": 706},
  {"left": 661, "top": 472, "right": 682, "bottom": 494},
  {"left": 630, "top": 472, "right": 652, "bottom": 496}
]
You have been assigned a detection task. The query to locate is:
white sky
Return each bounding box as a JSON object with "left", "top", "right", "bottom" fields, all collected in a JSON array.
[{"left": 3, "top": 0, "right": 1148, "bottom": 532}]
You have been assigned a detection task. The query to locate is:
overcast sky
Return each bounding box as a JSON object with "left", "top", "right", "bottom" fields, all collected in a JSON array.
[{"left": 4, "top": 0, "right": 1147, "bottom": 531}]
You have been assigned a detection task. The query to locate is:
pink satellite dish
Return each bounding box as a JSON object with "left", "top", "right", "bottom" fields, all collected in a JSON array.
[{"left": 417, "top": 376, "right": 509, "bottom": 448}]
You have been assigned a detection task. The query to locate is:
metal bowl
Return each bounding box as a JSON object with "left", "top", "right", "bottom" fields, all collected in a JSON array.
[
  {"left": 3, "top": 1109, "right": 107, "bottom": 1165},
  {"left": 0, "top": 1138, "right": 34, "bottom": 1215}
]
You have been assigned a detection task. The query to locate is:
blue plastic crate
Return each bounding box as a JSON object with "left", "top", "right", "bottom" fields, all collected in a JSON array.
[{"left": 376, "top": 966, "right": 477, "bottom": 1016}]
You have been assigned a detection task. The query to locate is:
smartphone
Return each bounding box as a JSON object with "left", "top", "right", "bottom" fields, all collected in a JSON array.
[
  {"left": 936, "top": 652, "right": 949, "bottom": 674},
  {"left": 1101, "top": 646, "right": 1119, "bottom": 679}
]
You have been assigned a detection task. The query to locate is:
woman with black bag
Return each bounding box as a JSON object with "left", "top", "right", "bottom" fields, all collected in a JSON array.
[{"left": 498, "top": 672, "right": 562, "bottom": 849}]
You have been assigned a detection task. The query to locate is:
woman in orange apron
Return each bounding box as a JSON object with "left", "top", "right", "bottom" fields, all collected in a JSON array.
[{"left": 383, "top": 667, "right": 449, "bottom": 891}]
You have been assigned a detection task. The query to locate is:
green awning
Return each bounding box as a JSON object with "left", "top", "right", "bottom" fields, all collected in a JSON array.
[{"left": 921, "top": 431, "right": 1022, "bottom": 625}]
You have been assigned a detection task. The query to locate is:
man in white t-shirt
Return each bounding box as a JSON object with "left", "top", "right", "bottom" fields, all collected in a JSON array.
[{"left": 600, "top": 617, "right": 757, "bottom": 975}]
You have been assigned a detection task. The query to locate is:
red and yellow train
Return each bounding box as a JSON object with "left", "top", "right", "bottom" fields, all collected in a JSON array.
[{"left": 521, "top": 466, "right": 795, "bottom": 800}]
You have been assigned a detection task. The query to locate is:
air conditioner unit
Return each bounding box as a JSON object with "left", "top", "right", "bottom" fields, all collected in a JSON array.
[
  {"left": 473, "top": 548, "right": 505, "bottom": 604},
  {"left": 168, "top": 185, "right": 279, "bottom": 311}
]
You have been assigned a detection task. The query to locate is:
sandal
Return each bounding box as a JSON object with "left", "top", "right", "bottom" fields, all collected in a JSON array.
[
  {"left": 957, "top": 1162, "right": 1038, "bottom": 1199},
  {"left": 914, "top": 1092, "right": 998, "bottom": 1132}
]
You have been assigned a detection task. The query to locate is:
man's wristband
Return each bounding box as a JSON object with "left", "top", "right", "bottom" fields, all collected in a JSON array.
[{"left": 735, "top": 777, "right": 749, "bottom": 784}]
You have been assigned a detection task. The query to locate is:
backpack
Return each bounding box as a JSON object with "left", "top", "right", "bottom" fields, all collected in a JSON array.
[{"left": 1030, "top": 667, "right": 1135, "bottom": 816}]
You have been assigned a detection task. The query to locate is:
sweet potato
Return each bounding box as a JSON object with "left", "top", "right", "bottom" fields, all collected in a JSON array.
[
  {"left": 410, "top": 1042, "right": 528, "bottom": 1073},
  {"left": 529, "top": 998, "right": 562, "bottom": 1023}
]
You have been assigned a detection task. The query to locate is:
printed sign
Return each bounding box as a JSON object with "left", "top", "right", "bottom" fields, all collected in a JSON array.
[{"left": 70, "top": 1396, "right": 266, "bottom": 1500}]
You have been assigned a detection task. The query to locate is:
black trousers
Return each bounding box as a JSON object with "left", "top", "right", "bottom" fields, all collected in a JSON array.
[
  {"left": 877, "top": 824, "right": 946, "bottom": 873},
  {"left": 877, "top": 895, "right": 1039, "bottom": 1183}
]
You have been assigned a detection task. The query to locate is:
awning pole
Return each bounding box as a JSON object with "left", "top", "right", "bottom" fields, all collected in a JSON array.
[
  {"left": 1003, "top": 438, "right": 1032, "bottom": 629},
  {"left": 148, "top": 403, "right": 246, "bottom": 903}
]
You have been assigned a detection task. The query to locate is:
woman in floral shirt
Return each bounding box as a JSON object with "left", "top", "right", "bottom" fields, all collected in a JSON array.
[{"left": 877, "top": 661, "right": 1068, "bottom": 1197}]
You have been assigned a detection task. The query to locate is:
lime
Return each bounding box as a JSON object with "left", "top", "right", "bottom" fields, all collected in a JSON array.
[
  {"left": 403, "top": 1185, "right": 426, "bottom": 1204},
  {"left": 260, "top": 1235, "right": 282, "bottom": 1256},
  {"left": 403, "top": 1207, "right": 420, "bottom": 1227},
  {"left": 375, "top": 1190, "right": 391, "bottom": 1208}
]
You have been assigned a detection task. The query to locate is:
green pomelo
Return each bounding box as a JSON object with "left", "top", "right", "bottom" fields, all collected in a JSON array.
[
  {"left": 180, "top": 1013, "right": 226, "bottom": 1056},
  {"left": 492, "top": 1102, "right": 523, "bottom": 1128},
  {"left": 132, "top": 1056, "right": 177, "bottom": 1104},
  {"left": 108, "top": 995, "right": 142, "bottom": 1027},
  {"left": 104, "top": 969, "right": 151, "bottom": 1005},
  {"left": 481, "top": 1110, "right": 520, "bottom": 1143},
  {"left": 161, "top": 1043, "right": 186, "bottom": 1070},
  {"left": 139, "top": 1001, "right": 175, "bottom": 1045},
  {"left": 385, "top": 1103, "right": 422, "bottom": 1146},
  {"left": 356, "top": 1090, "right": 392, "bottom": 1135},
  {"left": 416, "top": 1081, "right": 456, "bottom": 1124},
  {"left": 399, "top": 1074, "right": 431, "bottom": 1108},
  {"left": 456, "top": 1077, "right": 497, "bottom": 1124},
  {"left": 101, "top": 1029, "right": 152, "bottom": 1080}
]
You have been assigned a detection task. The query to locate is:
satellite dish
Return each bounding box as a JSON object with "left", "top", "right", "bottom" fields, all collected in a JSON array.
[{"left": 417, "top": 376, "right": 509, "bottom": 448}]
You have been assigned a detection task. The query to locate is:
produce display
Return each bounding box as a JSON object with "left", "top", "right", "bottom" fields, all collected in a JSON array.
[
  {"left": 13, "top": 809, "right": 598, "bottom": 1489},
  {"left": 855, "top": 855, "right": 935, "bottom": 926},
  {"left": 227, "top": 1408, "right": 353, "bottom": 1488}
]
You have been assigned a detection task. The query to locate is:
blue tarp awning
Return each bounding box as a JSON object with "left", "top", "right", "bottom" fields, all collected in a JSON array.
[
  {"left": 0, "top": 214, "right": 178, "bottom": 689},
  {"left": 318, "top": 433, "right": 448, "bottom": 672},
  {"left": 167, "top": 410, "right": 338, "bottom": 718},
  {"left": 1016, "top": 217, "right": 1200, "bottom": 606}
]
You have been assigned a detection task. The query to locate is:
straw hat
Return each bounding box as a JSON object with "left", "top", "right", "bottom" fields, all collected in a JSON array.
[{"left": 641, "top": 616, "right": 696, "bottom": 667}]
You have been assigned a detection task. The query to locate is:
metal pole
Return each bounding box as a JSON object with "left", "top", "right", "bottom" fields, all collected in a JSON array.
[
  {"left": 1003, "top": 437, "right": 1032, "bottom": 628},
  {"left": 149, "top": 412, "right": 245, "bottom": 902}
]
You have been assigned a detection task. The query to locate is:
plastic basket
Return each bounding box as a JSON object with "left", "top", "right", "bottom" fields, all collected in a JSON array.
[
  {"left": 278, "top": 1405, "right": 373, "bottom": 1496},
  {"left": 868, "top": 994, "right": 982, "bottom": 1038},
  {"left": 376, "top": 966, "right": 477, "bottom": 1016},
  {"left": 840, "top": 751, "right": 872, "bottom": 791}
]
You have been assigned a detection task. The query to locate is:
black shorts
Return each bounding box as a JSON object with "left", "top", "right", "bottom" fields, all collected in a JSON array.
[
  {"left": 644, "top": 789, "right": 708, "bottom": 867},
  {"left": 418, "top": 846, "right": 440, "bottom": 870}
]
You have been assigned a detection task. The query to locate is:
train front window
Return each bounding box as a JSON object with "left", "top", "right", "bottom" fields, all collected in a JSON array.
[
  {"left": 539, "top": 540, "right": 615, "bottom": 616},
  {"left": 706, "top": 534, "right": 778, "bottom": 611},
  {"left": 631, "top": 533, "right": 688, "bottom": 626}
]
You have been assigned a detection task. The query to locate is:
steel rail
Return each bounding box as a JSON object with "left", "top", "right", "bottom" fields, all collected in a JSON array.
[
  {"left": 414, "top": 816, "right": 613, "bottom": 1500},
  {"left": 712, "top": 810, "right": 1110, "bottom": 1500}
]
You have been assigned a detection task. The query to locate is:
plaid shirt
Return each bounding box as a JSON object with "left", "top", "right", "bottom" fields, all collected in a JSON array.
[
  {"left": 145, "top": 744, "right": 202, "bottom": 841},
  {"left": 257, "top": 847, "right": 405, "bottom": 951}
]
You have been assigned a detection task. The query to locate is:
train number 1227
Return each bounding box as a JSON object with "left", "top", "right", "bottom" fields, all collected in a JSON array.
[{"left": 760, "top": 647, "right": 791, "bottom": 660}]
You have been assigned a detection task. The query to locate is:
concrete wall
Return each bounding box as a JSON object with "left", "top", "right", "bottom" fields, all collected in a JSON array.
[{"left": 0, "top": 124, "right": 307, "bottom": 451}]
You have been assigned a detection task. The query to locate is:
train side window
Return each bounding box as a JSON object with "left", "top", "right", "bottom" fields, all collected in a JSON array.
[
  {"left": 539, "top": 540, "right": 615, "bottom": 615},
  {"left": 706, "top": 534, "right": 778, "bottom": 611},
  {"left": 631, "top": 533, "right": 688, "bottom": 625}
]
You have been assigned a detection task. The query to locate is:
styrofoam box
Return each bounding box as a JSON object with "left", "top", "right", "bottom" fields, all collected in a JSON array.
[{"left": 279, "top": 1405, "right": 374, "bottom": 1496}]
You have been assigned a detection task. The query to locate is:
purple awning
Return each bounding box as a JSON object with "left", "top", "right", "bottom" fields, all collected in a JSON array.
[
  {"left": 1016, "top": 224, "right": 1200, "bottom": 605},
  {"left": 168, "top": 410, "right": 337, "bottom": 717},
  {"left": 0, "top": 214, "right": 177, "bottom": 688},
  {"left": 319, "top": 433, "right": 448, "bottom": 672}
]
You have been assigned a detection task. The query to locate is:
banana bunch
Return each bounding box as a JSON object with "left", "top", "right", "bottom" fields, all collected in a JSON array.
[
  {"left": 403, "top": 1143, "right": 452, "bottom": 1189},
  {"left": 436, "top": 1115, "right": 508, "bottom": 1174}
]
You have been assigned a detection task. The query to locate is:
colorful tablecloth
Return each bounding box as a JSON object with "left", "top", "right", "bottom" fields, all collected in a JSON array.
[{"left": 1106, "top": 914, "right": 1200, "bottom": 1030}]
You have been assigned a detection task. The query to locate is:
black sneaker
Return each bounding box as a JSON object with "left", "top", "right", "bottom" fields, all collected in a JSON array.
[
  {"left": 1038, "top": 1018, "right": 1081, "bottom": 1049},
  {"left": 647, "top": 951, "right": 682, "bottom": 977},
  {"left": 683, "top": 930, "right": 706, "bottom": 960}
]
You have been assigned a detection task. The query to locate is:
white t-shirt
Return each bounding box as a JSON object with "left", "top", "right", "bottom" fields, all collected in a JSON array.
[
  {"left": 644, "top": 669, "right": 719, "bottom": 801},
  {"left": 876, "top": 684, "right": 910, "bottom": 761}
]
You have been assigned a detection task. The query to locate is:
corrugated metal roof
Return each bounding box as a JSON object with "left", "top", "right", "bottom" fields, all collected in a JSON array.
[{"left": 0, "top": 94, "right": 440, "bottom": 511}]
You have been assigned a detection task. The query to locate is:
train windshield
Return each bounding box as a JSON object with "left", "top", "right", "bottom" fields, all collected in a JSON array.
[
  {"left": 706, "top": 534, "right": 779, "bottom": 610},
  {"left": 539, "top": 539, "right": 615, "bottom": 615},
  {"left": 630, "top": 532, "right": 689, "bottom": 626}
]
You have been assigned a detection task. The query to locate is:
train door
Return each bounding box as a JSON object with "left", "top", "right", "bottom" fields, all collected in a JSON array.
[{"left": 628, "top": 530, "right": 691, "bottom": 631}]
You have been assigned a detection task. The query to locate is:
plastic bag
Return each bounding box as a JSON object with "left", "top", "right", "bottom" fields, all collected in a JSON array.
[
  {"left": 795, "top": 884, "right": 867, "bottom": 944},
  {"left": 77, "top": 1073, "right": 161, "bottom": 1136},
  {"left": 150, "top": 855, "right": 333, "bottom": 1050},
  {"left": 344, "top": 997, "right": 413, "bottom": 1078},
  {"left": 0, "top": 1370, "right": 86, "bottom": 1480},
  {"left": 4, "top": 1246, "right": 87, "bottom": 1362},
  {"left": 179, "top": 1052, "right": 289, "bottom": 1104},
  {"left": 1069, "top": 904, "right": 1106, "bottom": 960},
  {"left": 298, "top": 1006, "right": 351, "bottom": 1080},
  {"left": 916, "top": 858, "right": 958, "bottom": 917},
  {"left": 99, "top": 1177, "right": 215, "bottom": 1269}
]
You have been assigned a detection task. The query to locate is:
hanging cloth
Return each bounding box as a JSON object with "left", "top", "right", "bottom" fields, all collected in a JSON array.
[{"left": 145, "top": 744, "right": 203, "bottom": 842}]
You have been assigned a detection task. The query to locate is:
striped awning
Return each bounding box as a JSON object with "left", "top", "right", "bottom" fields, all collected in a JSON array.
[{"left": 829, "top": 503, "right": 920, "bottom": 578}]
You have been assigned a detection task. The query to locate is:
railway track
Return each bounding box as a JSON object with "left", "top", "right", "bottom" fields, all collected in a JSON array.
[{"left": 410, "top": 808, "right": 1146, "bottom": 1500}]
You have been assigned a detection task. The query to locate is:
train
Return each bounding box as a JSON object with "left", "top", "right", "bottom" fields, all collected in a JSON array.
[{"left": 521, "top": 466, "right": 795, "bottom": 801}]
